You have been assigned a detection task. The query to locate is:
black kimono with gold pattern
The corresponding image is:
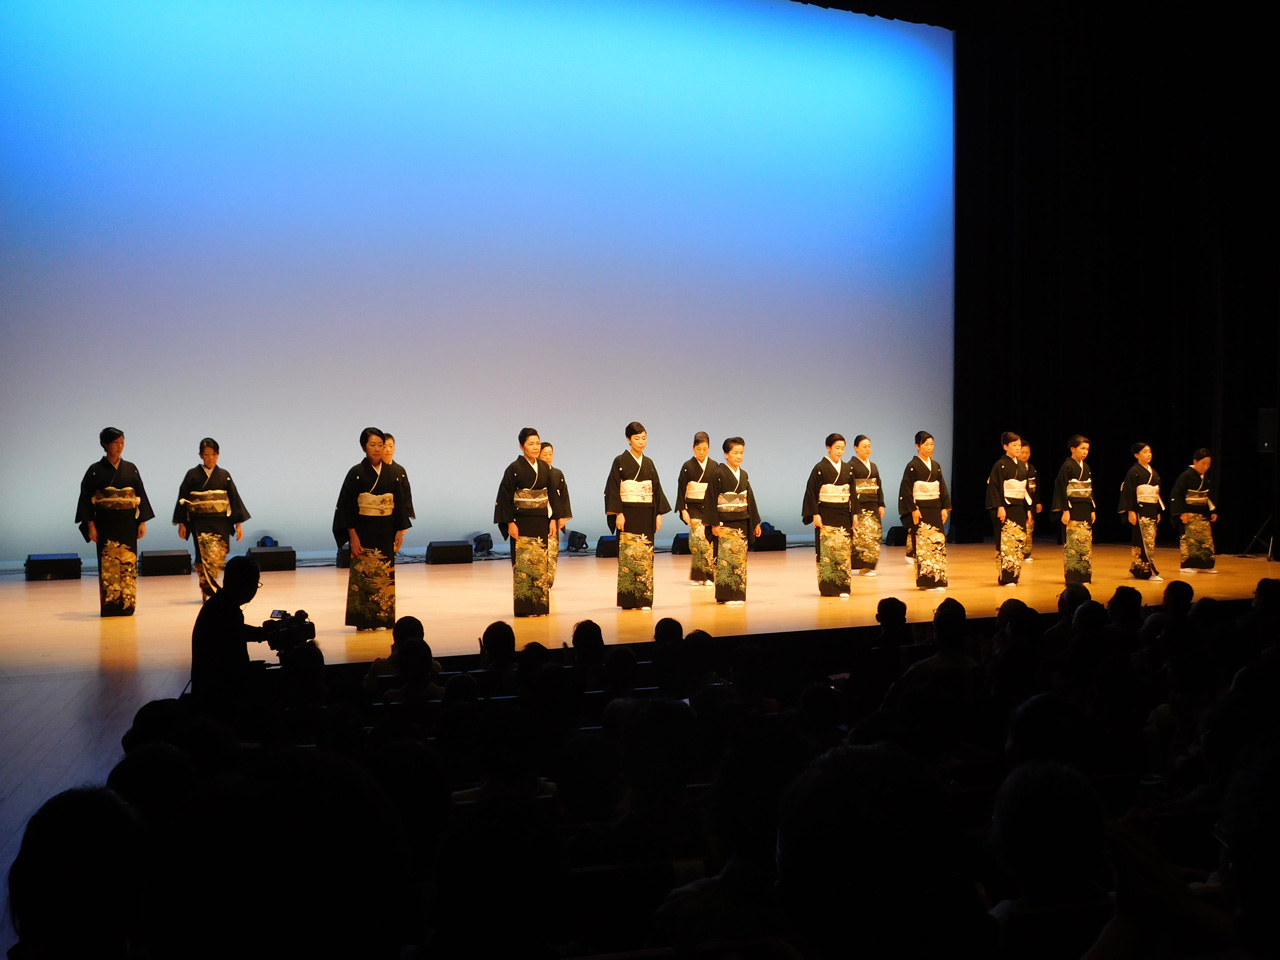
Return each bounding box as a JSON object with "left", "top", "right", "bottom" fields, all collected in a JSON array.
[
  {"left": 173, "top": 465, "right": 251, "bottom": 599},
  {"left": 77, "top": 458, "right": 156, "bottom": 617},
  {"left": 335, "top": 459, "right": 411, "bottom": 629}
]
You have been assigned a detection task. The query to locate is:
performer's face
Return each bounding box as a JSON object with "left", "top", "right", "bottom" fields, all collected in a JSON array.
[
  {"left": 629, "top": 431, "right": 647, "bottom": 453},
  {"left": 856, "top": 438, "right": 871, "bottom": 459},
  {"left": 105, "top": 435, "right": 125, "bottom": 461},
  {"left": 725, "top": 444, "right": 744, "bottom": 468},
  {"left": 1018, "top": 445, "right": 1031, "bottom": 463},
  {"left": 1073, "top": 442, "right": 1089, "bottom": 461},
  {"left": 1135, "top": 445, "right": 1152, "bottom": 465},
  {"left": 693, "top": 441, "right": 709, "bottom": 461},
  {"left": 364, "top": 435, "right": 385, "bottom": 464},
  {"left": 917, "top": 437, "right": 935, "bottom": 459},
  {"left": 383, "top": 438, "right": 395, "bottom": 463},
  {"left": 1004, "top": 439, "right": 1022, "bottom": 459},
  {"left": 539, "top": 445, "right": 554, "bottom": 466},
  {"left": 828, "top": 440, "right": 846, "bottom": 460},
  {"left": 200, "top": 446, "right": 219, "bottom": 469},
  {"left": 522, "top": 435, "right": 541, "bottom": 460},
  {"left": 1194, "top": 456, "right": 1211, "bottom": 475}
]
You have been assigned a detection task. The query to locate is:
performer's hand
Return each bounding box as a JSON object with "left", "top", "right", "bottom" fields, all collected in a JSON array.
[
  {"left": 394, "top": 530, "right": 405, "bottom": 552},
  {"left": 681, "top": 509, "right": 690, "bottom": 524},
  {"left": 548, "top": 520, "right": 556, "bottom": 539},
  {"left": 911, "top": 509, "right": 921, "bottom": 525},
  {"left": 1180, "top": 513, "right": 1189, "bottom": 524},
  {"left": 997, "top": 507, "right": 1006, "bottom": 522},
  {"left": 851, "top": 515, "right": 858, "bottom": 528},
  {"left": 507, "top": 522, "right": 519, "bottom": 540},
  {"left": 178, "top": 523, "right": 187, "bottom": 540},
  {"left": 1061, "top": 512, "right": 1070, "bottom": 526},
  {"left": 138, "top": 522, "right": 146, "bottom": 539},
  {"left": 753, "top": 524, "right": 761, "bottom": 538},
  {"left": 1090, "top": 512, "right": 1096, "bottom": 524},
  {"left": 812, "top": 516, "right": 823, "bottom": 529},
  {"left": 1127, "top": 510, "right": 1138, "bottom": 526},
  {"left": 1211, "top": 513, "right": 1218, "bottom": 522},
  {"left": 614, "top": 513, "right": 625, "bottom": 532},
  {"left": 940, "top": 509, "right": 949, "bottom": 524},
  {"left": 878, "top": 507, "right": 885, "bottom": 519},
  {"left": 712, "top": 526, "right": 722, "bottom": 537},
  {"left": 235, "top": 524, "right": 244, "bottom": 541},
  {"left": 350, "top": 530, "right": 363, "bottom": 557},
  {"left": 655, "top": 514, "right": 663, "bottom": 533},
  {"left": 1035, "top": 504, "right": 1043, "bottom": 513},
  {"left": 559, "top": 518, "right": 568, "bottom": 530},
  {"left": 88, "top": 521, "right": 98, "bottom": 543}
]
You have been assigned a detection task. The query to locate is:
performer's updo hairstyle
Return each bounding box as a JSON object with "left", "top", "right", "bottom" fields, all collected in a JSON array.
[
  {"left": 1068, "top": 434, "right": 1090, "bottom": 449},
  {"left": 853, "top": 435, "right": 869, "bottom": 447},
  {"left": 693, "top": 431, "right": 710, "bottom": 446},
  {"left": 359, "top": 427, "right": 385, "bottom": 449},
  {"left": 99, "top": 427, "right": 124, "bottom": 450},
  {"left": 1130, "top": 442, "right": 1150, "bottom": 456},
  {"left": 914, "top": 430, "right": 934, "bottom": 446},
  {"left": 540, "top": 441, "right": 553, "bottom": 453},
  {"left": 518, "top": 427, "right": 539, "bottom": 445},
  {"left": 199, "top": 437, "right": 219, "bottom": 454},
  {"left": 723, "top": 436, "right": 745, "bottom": 454},
  {"left": 1192, "top": 447, "right": 1211, "bottom": 462},
  {"left": 825, "top": 433, "right": 845, "bottom": 448},
  {"left": 1000, "top": 431, "right": 1021, "bottom": 446},
  {"left": 625, "top": 421, "right": 646, "bottom": 439}
]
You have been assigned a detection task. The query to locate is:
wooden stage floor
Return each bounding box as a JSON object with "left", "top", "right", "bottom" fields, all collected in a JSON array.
[{"left": 2, "top": 543, "right": 1274, "bottom": 678}]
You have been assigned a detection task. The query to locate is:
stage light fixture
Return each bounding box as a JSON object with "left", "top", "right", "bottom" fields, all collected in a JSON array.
[{"left": 473, "top": 533, "right": 494, "bottom": 555}]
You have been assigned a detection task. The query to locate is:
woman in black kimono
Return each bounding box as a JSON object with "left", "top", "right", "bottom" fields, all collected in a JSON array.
[
  {"left": 1171, "top": 448, "right": 1218, "bottom": 573},
  {"left": 1052, "top": 434, "right": 1096, "bottom": 584},
  {"left": 495, "top": 427, "right": 559, "bottom": 616},
  {"left": 335, "top": 427, "right": 411, "bottom": 629},
  {"left": 381, "top": 434, "right": 415, "bottom": 521},
  {"left": 604, "top": 422, "right": 671, "bottom": 609},
  {"left": 898, "top": 431, "right": 950, "bottom": 590},
  {"left": 1018, "top": 442, "right": 1042, "bottom": 561},
  {"left": 802, "top": 433, "right": 854, "bottom": 597},
  {"left": 1120, "top": 442, "right": 1163, "bottom": 581},
  {"left": 674, "top": 431, "right": 717, "bottom": 585},
  {"left": 539, "top": 440, "right": 572, "bottom": 589},
  {"left": 986, "top": 432, "right": 1031, "bottom": 586},
  {"left": 76, "top": 427, "right": 155, "bottom": 617},
  {"left": 173, "top": 437, "right": 251, "bottom": 600},
  {"left": 849, "top": 435, "right": 886, "bottom": 576},
  {"left": 705, "top": 437, "right": 762, "bottom": 604}
]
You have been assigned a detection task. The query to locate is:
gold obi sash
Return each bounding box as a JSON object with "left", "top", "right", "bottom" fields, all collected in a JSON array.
[
  {"left": 1065, "top": 478, "right": 1093, "bottom": 501},
  {"left": 818, "top": 483, "right": 851, "bottom": 504},
  {"left": 1002, "top": 478, "right": 1030, "bottom": 504},
  {"left": 357, "top": 492, "right": 395, "bottom": 517},
  {"left": 94, "top": 487, "right": 141, "bottom": 511},
  {"left": 855, "top": 477, "right": 879, "bottom": 500},
  {"left": 685, "top": 480, "right": 708, "bottom": 502},
  {"left": 620, "top": 479, "right": 653, "bottom": 504},
  {"left": 181, "top": 489, "right": 230, "bottom": 515},
  {"left": 717, "top": 491, "right": 748, "bottom": 516},
  {"left": 1184, "top": 488, "right": 1210, "bottom": 508},
  {"left": 514, "top": 488, "right": 550, "bottom": 514},
  {"left": 912, "top": 480, "right": 941, "bottom": 503}
]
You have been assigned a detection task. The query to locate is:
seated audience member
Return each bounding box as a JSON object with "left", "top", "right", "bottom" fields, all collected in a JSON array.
[
  {"left": 362, "top": 615, "right": 441, "bottom": 697},
  {"left": 883, "top": 597, "right": 975, "bottom": 707},
  {"left": 384, "top": 634, "right": 443, "bottom": 703}
]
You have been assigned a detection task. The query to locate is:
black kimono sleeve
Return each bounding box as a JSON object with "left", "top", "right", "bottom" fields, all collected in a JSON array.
[
  {"left": 937, "top": 467, "right": 952, "bottom": 510},
  {"left": 801, "top": 460, "right": 827, "bottom": 525},
  {"left": 551, "top": 467, "right": 573, "bottom": 519},
  {"left": 897, "top": 461, "right": 919, "bottom": 516},
  {"left": 985, "top": 460, "right": 1006, "bottom": 511}
]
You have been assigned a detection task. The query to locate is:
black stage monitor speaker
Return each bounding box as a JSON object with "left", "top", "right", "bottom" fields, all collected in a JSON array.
[
  {"left": 596, "top": 535, "right": 619, "bottom": 558},
  {"left": 671, "top": 533, "right": 690, "bottom": 555},
  {"left": 426, "top": 540, "right": 473, "bottom": 564},
  {"left": 248, "top": 546, "right": 297, "bottom": 571},
  {"left": 750, "top": 531, "right": 787, "bottom": 552},
  {"left": 140, "top": 550, "right": 192, "bottom": 576},
  {"left": 25, "top": 553, "right": 82, "bottom": 581}
]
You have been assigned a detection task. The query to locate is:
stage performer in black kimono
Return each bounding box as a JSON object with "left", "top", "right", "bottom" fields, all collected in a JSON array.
[
  {"left": 1018, "top": 441, "right": 1042, "bottom": 561},
  {"left": 1052, "top": 434, "right": 1096, "bottom": 584},
  {"left": 1120, "top": 442, "right": 1164, "bottom": 581},
  {"left": 539, "top": 441, "right": 572, "bottom": 588},
  {"left": 986, "top": 432, "right": 1031, "bottom": 586},
  {"left": 674, "top": 431, "right": 717, "bottom": 585},
  {"left": 849, "top": 435, "right": 886, "bottom": 576},
  {"left": 802, "top": 433, "right": 855, "bottom": 597},
  {"left": 494, "top": 427, "right": 558, "bottom": 616},
  {"left": 898, "top": 431, "right": 950, "bottom": 590},
  {"left": 76, "top": 427, "right": 155, "bottom": 617},
  {"left": 604, "top": 422, "right": 670, "bottom": 609},
  {"left": 335, "top": 427, "right": 411, "bottom": 629},
  {"left": 705, "top": 437, "right": 762, "bottom": 604},
  {"left": 1172, "top": 448, "right": 1218, "bottom": 573},
  {"left": 173, "top": 437, "right": 251, "bottom": 600},
  {"left": 381, "top": 433, "right": 415, "bottom": 521}
]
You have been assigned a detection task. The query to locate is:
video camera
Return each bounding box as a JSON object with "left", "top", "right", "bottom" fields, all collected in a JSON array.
[{"left": 261, "top": 609, "right": 316, "bottom": 653}]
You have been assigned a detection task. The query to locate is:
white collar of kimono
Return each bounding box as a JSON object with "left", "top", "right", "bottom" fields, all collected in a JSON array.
[
  {"left": 918, "top": 456, "right": 932, "bottom": 468},
  {"left": 826, "top": 456, "right": 842, "bottom": 468},
  {"left": 857, "top": 455, "right": 871, "bottom": 466},
  {"left": 371, "top": 461, "right": 381, "bottom": 476},
  {"left": 202, "top": 465, "right": 214, "bottom": 478},
  {"left": 523, "top": 455, "right": 539, "bottom": 468},
  {"left": 728, "top": 465, "right": 741, "bottom": 481},
  {"left": 629, "top": 452, "right": 644, "bottom": 467}
]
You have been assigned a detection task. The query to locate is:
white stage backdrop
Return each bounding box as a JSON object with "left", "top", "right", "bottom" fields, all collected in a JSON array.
[{"left": 0, "top": 0, "right": 953, "bottom": 562}]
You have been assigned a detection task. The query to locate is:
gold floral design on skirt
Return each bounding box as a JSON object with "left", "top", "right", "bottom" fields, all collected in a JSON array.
[
  {"left": 514, "top": 535, "right": 551, "bottom": 609},
  {"left": 1022, "top": 515, "right": 1035, "bottom": 557},
  {"left": 100, "top": 539, "right": 138, "bottom": 614},
  {"left": 915, "top": 522, "right": 947, "bottom": 587},
  {"left": 999, "top": 520, "right": 1026, "bottom": 584},
  {"left": 1065, "top": 520, "right": 1092, "bottom": 581},
  {"left": 716, "top": 526, "right": 748, "bottom": 596},
  {"left": 1130, "top": 517, "right": 1158, "bottom": 578},
  {"left": 618, "top": 532, "right": 655, "bottom": 603},
  {"left": 852, "top": 511, "right": 881, "bottom": 568},
  {"left": 195, "top": 532, "right": 229, "bottom": 597},
  {"left": 546, "top": 534, "right": 559, "bottom": 587},
  {"left": 1180, "top": 515, "right": 1215, "bottom": 568},
  {"left": 347, "top": 548, "right": 396, "bottom": 628},
  {"left": 689, "top": 519, "right": 714, "bottom": 582},
  {"left": 817, "top": 525, "right": 853, "bottom": 593}
]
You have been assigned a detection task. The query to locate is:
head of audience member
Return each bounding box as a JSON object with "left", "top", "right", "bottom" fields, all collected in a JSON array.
[
  {"left": 932, "top": 597, "right": 967, "bottom": 656},
  {"left": 1058, "top": 582, "right": 1092, "bottom": 620},
  {"left": 1253, "top": 578, "right": 1280, "bottom": 614},
  {"left": 1071, "top": 600, "right": 1108, "bottom": 634},
  {"left": 481, "top": 621, "right": 516, "bottom": 666},
  {"left": 571, "top": 619, "right": 605, "bottom": 664},
  {"left": 393, "top": 614, "right": 424, "bottom": 647},
  {"left": 395, "top": 634, "right": 434, "bottom": 684},
  {"left": 1163, "top": 579, "right": 1195, "bottom": 619},
  {"left": 993, "top": 761, "right": 1107, "bottom": 904},
  {"left": 877, "top": 596, "right": 908, "bottom": 629},
  {"left": 1006, "top": 692, "right": 1084, "bottom": 768},
  {"left": 219, "top": 555, "right": 259, "bottom": 606},
  {"left": 654, "top": 617, "right": 683, "bottom": 645},
  {"left": 1107, "top": 585, "right": 1144, "bottom": 626}
]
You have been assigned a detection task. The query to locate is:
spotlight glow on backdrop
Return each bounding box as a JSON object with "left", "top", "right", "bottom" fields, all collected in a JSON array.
[{"left": 0, "top": 0, "right": 953, "bottom": 561}]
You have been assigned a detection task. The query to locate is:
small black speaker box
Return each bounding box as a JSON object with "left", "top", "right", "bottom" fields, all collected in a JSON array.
[
  {"left": 426, "top": 540, "right": 473, "bottom": 564},
  {"left": 139, "top": 550, "right": 192, "bottom": 576},
  {"left": 25, "top": 553, "right": 82, "bottom": 581},
  {"left": 596, "top": 535, "right": 619, "bottom": 558},
  {"left": 248, "top": 546, "right": 297, "bottom": 571}
]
